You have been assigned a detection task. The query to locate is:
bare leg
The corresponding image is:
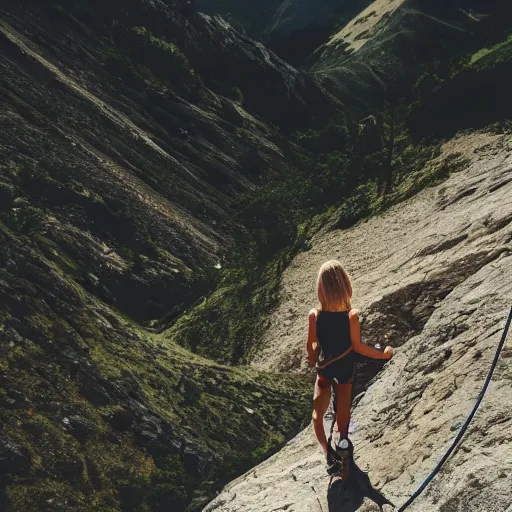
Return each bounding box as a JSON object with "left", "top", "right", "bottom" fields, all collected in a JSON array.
[
  {"left": 312, "top": 376, "right": 331, "bottom": 456},
  {"left": 336, "top": 383, "right": 353, "bottom": 439}
]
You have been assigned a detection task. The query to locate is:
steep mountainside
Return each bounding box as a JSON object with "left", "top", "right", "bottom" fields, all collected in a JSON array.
[
  {"left": 313, "top": 0, "right": 512, "bottom": 108},
  {"left": 0, "top": 0, "right": 342, "bottom": 510},
  {"left": 0, "top": 0, "right": 338, "bottom": 321},
  {"left": 207, "top": 131, "right": 512, "bottom": 512}
]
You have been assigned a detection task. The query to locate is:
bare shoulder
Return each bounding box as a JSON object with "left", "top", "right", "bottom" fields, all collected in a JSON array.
[
  {"left": 309, "top": 308, "right": 318, "bottom": 319},
  {"left": 348, "top": 308, "right": 361, "bottom": 321}
]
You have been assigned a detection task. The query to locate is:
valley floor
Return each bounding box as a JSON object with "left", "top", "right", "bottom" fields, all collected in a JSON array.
[{"left": 205, "top": 131, "right": 512, "bottom": 511}]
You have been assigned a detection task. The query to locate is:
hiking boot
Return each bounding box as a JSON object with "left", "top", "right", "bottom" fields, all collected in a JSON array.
[
  {"left": 326, "top": 446, "right": 342, "bottom": 476},
  {"left": 335, "top": 438, "right": 351, "bottom": 480}
]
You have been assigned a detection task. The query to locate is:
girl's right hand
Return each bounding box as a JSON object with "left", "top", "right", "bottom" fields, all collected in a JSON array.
[{"left": 384, "top": 346, "right": 393, "bottom": 359}]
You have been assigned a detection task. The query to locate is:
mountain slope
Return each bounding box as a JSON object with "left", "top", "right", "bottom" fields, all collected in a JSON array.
[
  {"left": 0, "top": 0, "right": 343, "bottom": 509},
  {"left": 312, "top": 0, "right": 512, "bottom": 111},
  {"left": 206, "top": 131, "right": 512, "bottom": 511},
  {"left": 0, "top": 0, "right": 341, "bottom": 327}
]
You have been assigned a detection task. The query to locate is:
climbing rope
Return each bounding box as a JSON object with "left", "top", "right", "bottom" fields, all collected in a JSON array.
[{"left": 398, "top": 306, "right": 512, "bottom": 511}]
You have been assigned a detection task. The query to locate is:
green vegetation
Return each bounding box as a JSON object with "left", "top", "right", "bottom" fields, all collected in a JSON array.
[
  {"left": 470, "top": 33, "right": 512, "bottom": 67},
  {"left": 3, "top": 205, "right": 46, "bottom": 235},
  {"left": 130, "top": 26, "right": 191, "bottom": 73},
  {"left": 0, "top": 152, "right": 309, "bottom": 510},
  {"left": 50, "top": 2, "right": 202, "bottom": 98},
  {"left": 230, "top": 86, "right": 245, "bottom": 106},
  {"left": 101, "top": 46, "right": 174, "bottom": 96},
  {"left": 167, "top": 252, "right": 291, "bottom": 363},
  {"left": 0, "top": 225, "right": 310, "bottom": 510},
  {"left": 407, "top": 27, "right": 512, "bottom": 140}
]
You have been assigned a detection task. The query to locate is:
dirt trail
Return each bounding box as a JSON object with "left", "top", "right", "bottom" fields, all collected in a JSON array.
[{"left": 206, "top": 131, "right": 512, "bottom": 511}]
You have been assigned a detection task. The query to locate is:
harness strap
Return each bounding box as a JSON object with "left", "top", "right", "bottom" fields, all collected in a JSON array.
[{"left": 316, "top": 346, "right": 353, "bottom": 370}]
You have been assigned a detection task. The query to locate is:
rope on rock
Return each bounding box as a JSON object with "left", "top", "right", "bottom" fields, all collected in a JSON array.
[{"left": 398, "top": 306, "right": 512, "bottom": 511}]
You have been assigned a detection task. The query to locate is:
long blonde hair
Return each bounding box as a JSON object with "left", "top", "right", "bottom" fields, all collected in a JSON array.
[{"left": 316, "top": 260, "right": 352, "bottom": 312}]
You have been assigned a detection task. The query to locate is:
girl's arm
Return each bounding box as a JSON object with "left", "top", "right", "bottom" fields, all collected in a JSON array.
[
  {"left": 306, "top": 309, "right": 319, "bottom": 366},
  {"left": 349, "top": 309, "right": 393, "bottom": 360}
]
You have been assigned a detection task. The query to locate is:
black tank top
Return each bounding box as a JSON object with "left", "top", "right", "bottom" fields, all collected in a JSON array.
[{"left": 316, "top": 310, "right": 352, "bottom": 360}]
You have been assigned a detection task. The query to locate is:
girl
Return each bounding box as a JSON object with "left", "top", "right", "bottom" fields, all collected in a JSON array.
[{"left": 306, "top": 260, "right": 393, "bottom": 475}]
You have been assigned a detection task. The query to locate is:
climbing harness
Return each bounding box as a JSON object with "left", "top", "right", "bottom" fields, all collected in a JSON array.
[
  {"left": 398, "top": 306, "right": 512, "bottom": 511},
  {"left": 316, "top": 346, "right": 354, "bottom": 370}
]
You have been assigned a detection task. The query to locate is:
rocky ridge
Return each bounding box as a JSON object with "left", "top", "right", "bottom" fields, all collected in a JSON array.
[{"left": 206, "top": 132, "right": 512, "bottom": 511}]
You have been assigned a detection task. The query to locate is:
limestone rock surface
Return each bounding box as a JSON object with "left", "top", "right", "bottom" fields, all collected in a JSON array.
[{"left": 206, "top": 132, "right": 512, "bottom": 511}]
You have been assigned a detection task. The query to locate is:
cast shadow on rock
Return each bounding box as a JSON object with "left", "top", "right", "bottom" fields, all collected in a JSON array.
[
  {"left": 328, "top": 460, "right": 395, "bottom": 511},
  {"left": 0, "top": 477, "right": 7, "bottom": 512}
]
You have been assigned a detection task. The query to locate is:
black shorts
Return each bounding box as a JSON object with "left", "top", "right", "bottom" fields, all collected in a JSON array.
[{"left": 317, "top": 358, "right": 355, "bottom": 384}]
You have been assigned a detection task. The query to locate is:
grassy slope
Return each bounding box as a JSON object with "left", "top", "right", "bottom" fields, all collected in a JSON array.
[
  {"left": 0, "top": 1, "right": 326, "bottom": 510},
  {"left": 470, "top": 34, "right": 512, "bottom": 65},
  {"left": 408, "top": 26, "right": 512, "bottom": 139},
  {"left": 0, "top": 219, "right": 311, "bottom": 512}
]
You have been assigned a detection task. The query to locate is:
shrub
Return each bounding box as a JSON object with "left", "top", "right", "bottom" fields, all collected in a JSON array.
[{"left": 5, "top": 206, "right": 46, "bottom": 235}]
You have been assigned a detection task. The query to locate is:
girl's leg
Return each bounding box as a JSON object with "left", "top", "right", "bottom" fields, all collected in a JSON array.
[
  {"left": 335, "top": 383, "right": 353, "bottom": 439},
  {"left": 312, "top": 376, "right": 331, "bottom": 456}
]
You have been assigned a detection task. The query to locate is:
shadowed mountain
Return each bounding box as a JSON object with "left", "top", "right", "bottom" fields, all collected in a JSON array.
[{"left": 195, "top": 0, "right": 372, "bottom": 66}]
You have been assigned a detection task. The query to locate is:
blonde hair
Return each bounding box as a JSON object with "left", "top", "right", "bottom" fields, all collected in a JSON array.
[{"left": 316, "top": 260, "right": 352, "bottom": 312}]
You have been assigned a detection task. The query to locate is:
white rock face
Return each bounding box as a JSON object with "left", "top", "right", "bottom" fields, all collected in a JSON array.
[{"left": 205, "top": 132, "right": 512, "bottom": 512}]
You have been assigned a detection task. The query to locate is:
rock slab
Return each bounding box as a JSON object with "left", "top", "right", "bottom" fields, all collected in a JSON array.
[{"left": 206, "top": 132, "right": 512, "bottom": 511}]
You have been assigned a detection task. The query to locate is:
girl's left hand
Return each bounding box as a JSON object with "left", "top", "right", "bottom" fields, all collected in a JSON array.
[{"left": 384, "top": 346, "right": 393, "bottom": 358}]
